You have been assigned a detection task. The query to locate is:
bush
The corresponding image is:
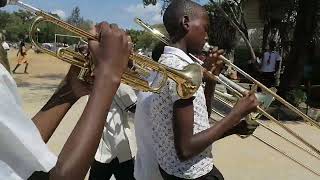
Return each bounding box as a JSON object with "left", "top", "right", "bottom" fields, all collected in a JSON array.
[{"left": 285, "top": 88, "right": 307, "bottom": 107}]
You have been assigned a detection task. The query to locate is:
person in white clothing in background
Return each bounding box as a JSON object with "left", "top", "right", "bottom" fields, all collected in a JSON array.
[
  {"left": 260, "top": 41, "right": 281, "bottom": 87},
  {"left": 89, "top": 83, "right": 137, "bottom": 180}
]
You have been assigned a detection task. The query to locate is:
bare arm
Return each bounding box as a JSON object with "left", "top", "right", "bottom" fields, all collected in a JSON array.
[
  {"left": 173, "top": 93, "right": 258, "bottom": 161},
  {"left": 202, "top": 49, "right": 224, "bottom": 117},
  {"left": 32, "top": 66, "right": 88, "bottom": 142},
  {"left": 47, "top": 22, "right": 131, "bottom": 180},
  {"left": 50, "top": 68, "right": 121, "bottom": 179},
  {"left": 204, "top": 80, "right": 216, "bottom": 117}
]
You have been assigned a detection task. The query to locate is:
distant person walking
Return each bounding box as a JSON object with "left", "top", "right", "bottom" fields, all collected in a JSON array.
[{"left": 12, "top": 41, "right": 30, "bottom": 74}]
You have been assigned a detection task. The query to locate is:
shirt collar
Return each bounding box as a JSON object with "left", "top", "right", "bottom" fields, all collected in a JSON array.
[{"left": 163, "top": 46, "right": 195, "bottom": 64}]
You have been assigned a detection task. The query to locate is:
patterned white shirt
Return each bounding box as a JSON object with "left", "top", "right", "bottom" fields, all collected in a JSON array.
[{"left": 150, "top": 46, "right": 214, "bottom": 179}]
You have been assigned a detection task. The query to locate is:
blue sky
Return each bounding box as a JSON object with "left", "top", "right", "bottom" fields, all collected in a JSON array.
[{"left": 2, "top": 0, "right": 208, "bottom": 29}]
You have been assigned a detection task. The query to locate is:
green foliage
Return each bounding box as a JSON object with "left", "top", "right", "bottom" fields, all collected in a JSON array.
[
  {"left": 285, "top": 88, "right": 307, "bottom": 106},
  {"left": 67, "top": 7, "right": 82, "bottom": 26},
  {"left": 0, "top": 10, "right": 11, "bottom": 30},
  {"left": 0, "top": 7, "right": 93, "bottom": 44},
  {"left": 205, "top": 1, "right": 240, "bottom": 52},
  {"left": 127, "top": 24, "right": 167, "bottom": 51},
  {"left": 127, "top": 29, "right": 143, "bottom": 45}
]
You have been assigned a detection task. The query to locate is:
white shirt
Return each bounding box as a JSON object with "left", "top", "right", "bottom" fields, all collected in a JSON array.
[
  {"left": 134, "top": 92, "right": 163, "bottom": 180},
  {"left": 2, "top": 41, "right": 10, "bottom": 51},
  {"left": 0, "top": 64, "right": 57, "bottom": 180},
  {"left": 260, "top": 51, "right": 281, "bottom": 72},
  {"left": 150, "top": 46, "right": 213, "bottom": 179},
  {"left": 94, "top": 84, "right": 137, "bottom": 163}
]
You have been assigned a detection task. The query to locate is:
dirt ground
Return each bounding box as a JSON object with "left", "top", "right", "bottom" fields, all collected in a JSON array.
[{"left": 7, "top": 49, "right": 320, "bottom": 180}]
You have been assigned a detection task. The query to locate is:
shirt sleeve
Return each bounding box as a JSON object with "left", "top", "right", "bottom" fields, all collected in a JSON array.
[
  {"left": 116, "top": 84, "right": 138, "bottom": 110},
  {"left": 0, "top": 65, "right": 57, "bottom": 179}
]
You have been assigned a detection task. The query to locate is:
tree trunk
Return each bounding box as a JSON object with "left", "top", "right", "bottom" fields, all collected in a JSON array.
[
  {"left": 262, "top": 23, "right": 270, "bottom": 51},
  {"left": 279, "top": 0, "right": 317, "bottom": 96}
]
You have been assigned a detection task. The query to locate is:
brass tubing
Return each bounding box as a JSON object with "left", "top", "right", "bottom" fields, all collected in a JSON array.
[{"left": 210, "top": 109, "right": 320, "bottom": 176}]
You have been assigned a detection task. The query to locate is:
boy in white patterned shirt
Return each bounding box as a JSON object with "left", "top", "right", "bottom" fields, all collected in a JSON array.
[{"left": 149, "top": 1, "right": 259, "bottom": 179}]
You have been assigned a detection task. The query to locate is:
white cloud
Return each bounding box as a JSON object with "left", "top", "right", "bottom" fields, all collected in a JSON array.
[
  {"left": 51, "top": 9, "right": 66, "bottom": 19},
  {"left": 124, "top": 3, "right": 162, "bottom": 25}
]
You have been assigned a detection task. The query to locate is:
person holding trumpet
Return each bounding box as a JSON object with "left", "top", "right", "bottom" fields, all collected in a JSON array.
[
  {"left": 0, "top": 21, "right": 133, "bottom": 180},
  {"left": 147, "top": 1, "right": 259, "bottom": 180}
]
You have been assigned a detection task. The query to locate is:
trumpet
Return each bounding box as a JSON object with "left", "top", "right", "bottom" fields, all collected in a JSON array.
[
  {"left": 134, "top": 17, "right": 320, "bottom": 162},
  {"left": 0, "top": 0, "right": 204, "bottom": 99}
]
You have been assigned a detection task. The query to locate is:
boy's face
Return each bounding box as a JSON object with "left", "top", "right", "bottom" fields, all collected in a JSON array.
[{"left": 185, "top": 9, "right": 209, "bottom": 54}]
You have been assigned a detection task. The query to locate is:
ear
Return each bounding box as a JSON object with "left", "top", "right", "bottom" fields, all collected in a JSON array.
[{"left": 181, "top": 15, "right": 190, "bottom": 32}]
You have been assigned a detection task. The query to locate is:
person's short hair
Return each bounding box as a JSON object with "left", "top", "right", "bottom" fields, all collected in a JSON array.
[
  {"left": 163, "top": 0, "right": 204, "bottom": 37},
  {"left": 269, "top": 41, "right": 276, "bottom": 50}
]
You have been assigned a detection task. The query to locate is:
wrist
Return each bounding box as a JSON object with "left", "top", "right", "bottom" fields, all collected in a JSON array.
[
  {"left": 93, "top": 66, "right": 122, "bottom": 98},
  {"left": 95, "top": 65, "right": 123, "bottom": 85},
  {"left": 227, "top": 110, "right": 243, "bottom": 124}
]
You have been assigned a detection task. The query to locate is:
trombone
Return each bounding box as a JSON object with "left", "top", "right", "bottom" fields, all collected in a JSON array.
[
  {"left": 210, "top": 105, "right": 320, "bottom": 176},
  {"left": 134, "top": 17, "right": 320, "bottom": 157},
  {"left": 1, "top": 0, "right": 204, "bottom": 99}
]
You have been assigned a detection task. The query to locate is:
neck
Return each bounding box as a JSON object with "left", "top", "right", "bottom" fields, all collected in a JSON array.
[{"left": 170, "top": 40, "right": 188, "bottom": 54}]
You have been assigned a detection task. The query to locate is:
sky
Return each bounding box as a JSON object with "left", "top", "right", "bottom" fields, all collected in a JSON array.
[{"left": 2, "top": 0, "right": 209, "bottom": 29}]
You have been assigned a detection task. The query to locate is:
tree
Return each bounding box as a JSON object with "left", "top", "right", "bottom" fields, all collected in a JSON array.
[
  {"left": 279, "top": 0, "right": 319, "bottom": 95},
  {"left": 0, "top": 10, "right": 11, "bottom": 30},
  {"left": 127, "top": 24, "right": 167, "bottom": 51},
  {"left": 4, "top": 11, "right": 31, "bottom": 42},
  {"left": 67, "top": 6, "right": 83, "bottom": 27}
]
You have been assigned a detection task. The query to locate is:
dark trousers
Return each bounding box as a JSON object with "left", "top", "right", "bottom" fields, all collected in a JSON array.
[
  {"left": 159, "top": 165, "right": 224, "bottom": 180},
  {"left": 89, "top": 158, "right": 135, "bottom": 180},
  {"left": 260, "top": 72, "right": 275, "bottom": 88}
]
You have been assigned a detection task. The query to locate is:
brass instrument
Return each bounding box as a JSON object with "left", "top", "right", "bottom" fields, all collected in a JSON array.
[
  {"left": 210, "top": 106, "right": 320, "bottom": 176},
  {"left": 135, "top": 17, "right": 320, "bottom": 174},
  {"left": 1, "top": 0, "right": 203, "bottom": 99}
]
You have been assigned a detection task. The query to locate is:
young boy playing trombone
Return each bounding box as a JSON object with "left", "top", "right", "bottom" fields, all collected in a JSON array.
[{"left": 148, "top": 1, "right": 259, "bottom": 179}]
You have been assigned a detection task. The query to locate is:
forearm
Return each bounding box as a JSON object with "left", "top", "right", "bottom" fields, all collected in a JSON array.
[
  {"left": 32, "top": 103, "right": 73, "bottom": 143},
  {"left": 32, "top": 81, "right": 79, "bottom": 143},
  {"left": 204, "top": 80, "right": 216, "bottom": 117},
  {"left": 50, "top": 70, "right": 120, "bottom": 180},
  {"left": 209, "top": 117, "right": 240, "bottom": 138},
  {"left": 176, "top": 112, "right": 241, "bottom": 160}
]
